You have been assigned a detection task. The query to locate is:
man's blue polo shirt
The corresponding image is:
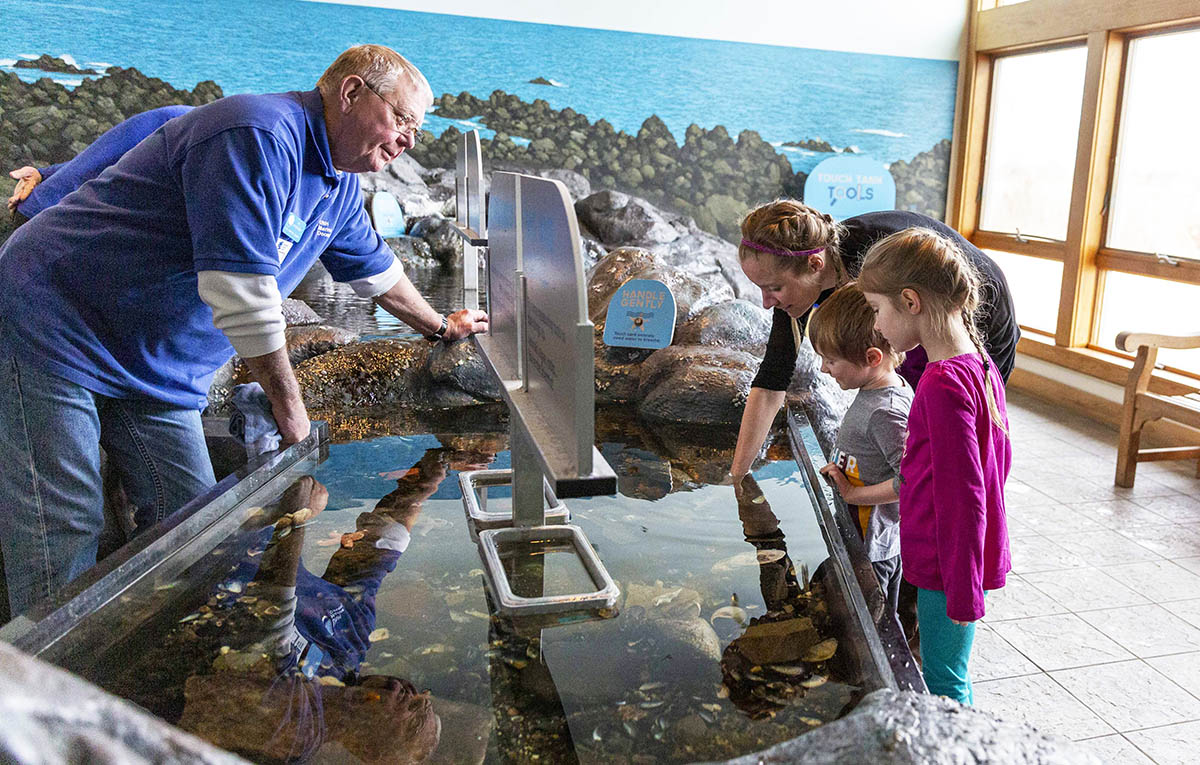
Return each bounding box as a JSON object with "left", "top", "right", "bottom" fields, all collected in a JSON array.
[
  {"left": 0, "top": 89, "right": 395, "bottom": 409},
  {"left": 18, "top": 105, "right": 193, "bottom": 219}
]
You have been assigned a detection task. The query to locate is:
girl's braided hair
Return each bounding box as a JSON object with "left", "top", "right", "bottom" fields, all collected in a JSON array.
[{"left": 857, "top": 227, "right": 1007, "bottom": 434}]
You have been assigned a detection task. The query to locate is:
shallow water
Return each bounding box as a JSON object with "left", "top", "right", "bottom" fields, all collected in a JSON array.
[
  {"left": 289, "top": 261, "right": 486, "bottom": 341},
  {"left": 59, "top": 419, "right": 871, "bottom": 763}
]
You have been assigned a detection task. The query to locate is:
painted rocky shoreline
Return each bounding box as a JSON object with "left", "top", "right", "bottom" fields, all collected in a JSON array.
[
  {"left": 0, "top": 64, "right": 222, "bottom": 170},
  {"left": 414, "top": 89, "right": 951, "bottom": 241},
  {"left": 1, "top": 59, "right": 950, "bottom": 245}
]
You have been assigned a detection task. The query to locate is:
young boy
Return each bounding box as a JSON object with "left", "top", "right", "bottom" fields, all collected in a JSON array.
[{"left": 810, "top": 283, "right": 912, "bottom": 620}]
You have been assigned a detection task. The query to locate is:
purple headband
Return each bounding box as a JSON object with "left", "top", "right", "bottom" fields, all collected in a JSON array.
[{"left": 740, "top": 239, "right": 824, "bottom": 258}]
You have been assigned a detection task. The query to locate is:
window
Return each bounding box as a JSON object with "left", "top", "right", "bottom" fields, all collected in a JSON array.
[
  {"left": 1106, "top": 27, "right": 1200, "bottom": 261},
  {"left": 953, "top": 2, "right": 1200, "bottom": 385},
  {"left": 1095, "top": 271, "right": 1200, "bottom": 375},
  {"left": 984, "top": 250, "right": 1062, "bottom": 334},
  {"left": 979, "top": 46, "right": 1087, "bottom": 241}
]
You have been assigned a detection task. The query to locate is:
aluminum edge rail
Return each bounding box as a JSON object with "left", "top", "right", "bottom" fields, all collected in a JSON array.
[
  {"left": 785, "top": 407, "right": 925, "bottom": 693},
  {"left": 0, "top": 422, "right": 328, "bottom": 654}
]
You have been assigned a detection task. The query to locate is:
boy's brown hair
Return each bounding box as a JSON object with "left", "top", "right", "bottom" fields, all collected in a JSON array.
[{"left": 808, "top": 282, "right": 903, "bottom": 367}]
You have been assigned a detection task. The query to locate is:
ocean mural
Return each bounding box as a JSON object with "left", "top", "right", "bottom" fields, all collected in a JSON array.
[{"left": 0, "top": 0, "right": 958, "bottom": 242}]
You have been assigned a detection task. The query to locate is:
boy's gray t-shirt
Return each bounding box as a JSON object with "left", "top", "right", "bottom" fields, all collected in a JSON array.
[{"left": 831, "top": 382, "right": 913, "bottom": 562}]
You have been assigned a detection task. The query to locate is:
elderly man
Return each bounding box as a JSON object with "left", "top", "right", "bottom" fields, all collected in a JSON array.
[{"left": 0, "top": 44, "right": 487, "bottom": 618}]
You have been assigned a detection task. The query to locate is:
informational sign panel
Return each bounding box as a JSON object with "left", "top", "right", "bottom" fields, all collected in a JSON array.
[
  {"left": 367, "top": 191, "right": 405, "bottom": 238},
  {"left": 803, "top": 155, "right": 896, "bottom": 221},
  {"left": 486, "top": 172, "right": 520, "bottom": 379},
  {"left": 518, "top": 175, "right": 593, "bottom": 476},
  {"left": 602, "top": 279, "right": 676, "bottom": 349}
]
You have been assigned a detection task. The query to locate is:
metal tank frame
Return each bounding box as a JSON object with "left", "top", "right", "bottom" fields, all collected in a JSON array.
[
  {"left": 0, "top": 422, "right": 328, "bottom": 665},
  {"left": 786, "top": 407, "right": 925, "bottom": 693}
]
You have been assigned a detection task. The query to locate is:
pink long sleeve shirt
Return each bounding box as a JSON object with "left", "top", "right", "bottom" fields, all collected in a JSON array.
[{"left": 899, "top": 353, "right": 1012, "bottom": 622}]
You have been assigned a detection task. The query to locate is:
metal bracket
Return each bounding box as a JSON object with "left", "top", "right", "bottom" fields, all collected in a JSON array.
[
  {"left": 477, "top": 524, "right": 620, "bottom": 615},
  {"left": 459, "top": 468, "right": 570, "bottom": 534},
  {"left": 450, "top": 225, "right": 488, "bottom": 247},
  {"left": 452, "top": 150, "right": 619, "bottom": 623}
]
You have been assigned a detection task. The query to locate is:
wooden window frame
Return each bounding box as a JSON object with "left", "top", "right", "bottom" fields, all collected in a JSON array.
[{"left": 948, "top": 0, "right": 1200, "bottom": 387}]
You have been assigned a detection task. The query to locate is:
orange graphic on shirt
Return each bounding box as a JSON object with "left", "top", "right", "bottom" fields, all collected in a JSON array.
[{"left": 834, "top": 450, "right": 871, "bottom": 540}]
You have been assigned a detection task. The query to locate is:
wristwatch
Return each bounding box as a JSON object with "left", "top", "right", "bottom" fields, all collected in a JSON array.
[{"left": 425, "top": 314, "right": 448, "bottom": 343}]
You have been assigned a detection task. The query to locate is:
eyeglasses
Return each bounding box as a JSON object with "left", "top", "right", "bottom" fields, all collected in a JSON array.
[{"left": 363, "top": 80, "right": 425, "bottom": 145}]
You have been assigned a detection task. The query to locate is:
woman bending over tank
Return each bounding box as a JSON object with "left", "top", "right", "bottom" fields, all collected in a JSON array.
[{"left": 728, "top": 201, "right": 1019, "bottom": 482}]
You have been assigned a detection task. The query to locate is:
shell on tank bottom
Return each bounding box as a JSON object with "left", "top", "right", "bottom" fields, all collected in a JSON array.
[
  {"left": 756, "top": 549, "right": 786, "bottom": 564},
  {"left": 710, "top": 551, "right": 760, "bottom": 571},
  {"left": 802, "top": 638, "right": 838, "bottom": 662},
  {"left": 710, "top": 606, "right": 748, "bottom": 625}
]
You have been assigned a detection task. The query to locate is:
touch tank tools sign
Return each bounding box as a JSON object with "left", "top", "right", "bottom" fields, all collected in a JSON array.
[
  {"left": 803, "top": 155, "right": 896, "bottom": 221},
  {"left": 603, "top": 279, "right": 676, "bottom": 349}
]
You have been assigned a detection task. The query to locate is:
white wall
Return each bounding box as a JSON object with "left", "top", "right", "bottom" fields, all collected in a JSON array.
[{"left": 307, "top": 0, "right": 967, "bottom": 60}]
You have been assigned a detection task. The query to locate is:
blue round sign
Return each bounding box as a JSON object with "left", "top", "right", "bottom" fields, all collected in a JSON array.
[
  {"left": 368, "top": 191, "right": 406, "bottom": 238},
  {"left": 803, "top": 155, "right": 896, "bottom": 221}
]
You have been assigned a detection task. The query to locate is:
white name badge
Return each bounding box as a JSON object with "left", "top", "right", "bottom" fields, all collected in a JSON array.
[{"left": 275, "top": 237, "right": 294, "bottom": 260}]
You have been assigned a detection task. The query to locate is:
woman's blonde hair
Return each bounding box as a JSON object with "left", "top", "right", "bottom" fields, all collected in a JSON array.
[
  {"left": 809, "top": 282, "right": 903, "bottom": 368},
  {"left": 738, "top": 199, "right": 846, "bottom": 281},
  {"left": 857, "top": 227, "right": 1007, "bottom": 433}
]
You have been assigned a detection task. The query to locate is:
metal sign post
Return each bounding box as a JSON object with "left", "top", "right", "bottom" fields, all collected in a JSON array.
[
  {"left": 449, "top": 133, "right": 618, "bottom": 617},
  {"left": 450, "top": 130, "right": 487, "bottom": 309}
]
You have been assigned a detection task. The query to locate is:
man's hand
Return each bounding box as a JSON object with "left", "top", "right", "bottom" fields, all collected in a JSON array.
[
  {"left": 272, "top": 399, "right": 311, "bottom": 446},
  {"left": 819, "top": 463, "right": 852, "bottom": 498},
  {"left": 442, "top": 308, "right": 488, "bottom": 341},
  {"left": 307, "top": 478, "right": 329, "bottom": 514},
  {"left": 241, "top": 346, "right": 310, "bottom": 446},
  {"left": 7, "top": 166, "right": 41, "bottom": 212},
  {"left": 277, "top": 476, "right": 328, "bottom": 528}
]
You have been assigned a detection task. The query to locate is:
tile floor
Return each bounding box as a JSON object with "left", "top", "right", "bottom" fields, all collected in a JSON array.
[{"left": 971, "top": 389, "right": 1200, "bottom": 764}]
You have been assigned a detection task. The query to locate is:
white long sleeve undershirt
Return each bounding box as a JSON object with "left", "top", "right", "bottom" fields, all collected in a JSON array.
[
  {"left": 197, "top": 270, "right": 286, "bottom": 358},
  {"left": 198, "top": 257, "right": 404, "bottom": 357},
  {"left": 346, "top": 256, "right": 405, "bottom": 298}
]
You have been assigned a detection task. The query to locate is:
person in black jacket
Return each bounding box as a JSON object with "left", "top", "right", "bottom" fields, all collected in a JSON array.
[{"left": 728, "top": 199, "right": 1018, "bottom": 483}]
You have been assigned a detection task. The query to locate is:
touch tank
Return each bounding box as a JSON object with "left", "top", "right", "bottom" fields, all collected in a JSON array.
[{"left": 2, "top": 402, "right": 919, "bottom": 763}]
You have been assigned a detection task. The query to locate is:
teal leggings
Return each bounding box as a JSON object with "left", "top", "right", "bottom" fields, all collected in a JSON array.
[{"left": 916, "top": 587, "right": 978, "bottom": 705}]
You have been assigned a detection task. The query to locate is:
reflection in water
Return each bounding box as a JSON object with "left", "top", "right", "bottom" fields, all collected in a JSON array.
[
  {"left": 718, "top": 476, "right": 860, "bottom": 723},
  {"left": 63, "top": 422, "right": 878, "bottom": 763},
  {"left": 289, "top": 261, "right": 486, "bottom": 341},
  {"left": 135, "top": 456, "right": 449, "bottom": 762}
]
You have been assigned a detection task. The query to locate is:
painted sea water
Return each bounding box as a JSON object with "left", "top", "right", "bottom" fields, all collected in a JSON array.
[{"left": 0, "top": 0, "right": 956, "bottom": 173}]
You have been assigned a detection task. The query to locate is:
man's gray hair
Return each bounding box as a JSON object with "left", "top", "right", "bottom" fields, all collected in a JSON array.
[{"left": 317, "top": 44, "right": 431, "bottom": 100}]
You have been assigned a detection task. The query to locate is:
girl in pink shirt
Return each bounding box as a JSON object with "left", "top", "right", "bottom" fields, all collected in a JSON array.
[{"left": 858, "top": 227, "right": 1012, "bottom": 705}]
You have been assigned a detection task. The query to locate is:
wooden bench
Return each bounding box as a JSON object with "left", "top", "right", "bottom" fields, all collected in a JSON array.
[{"left": 1115, "top": 330, "right": 1200, "bottom": 487}]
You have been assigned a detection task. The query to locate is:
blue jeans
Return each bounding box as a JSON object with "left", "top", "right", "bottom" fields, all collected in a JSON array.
[
  {"left": 916, "top": 587, "right": 978, "bottom": 705},
  {"left": 0, "top": 324, "right": 215, "bottom": 617}
]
